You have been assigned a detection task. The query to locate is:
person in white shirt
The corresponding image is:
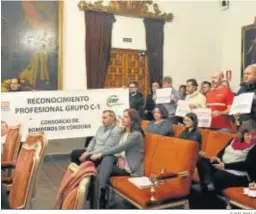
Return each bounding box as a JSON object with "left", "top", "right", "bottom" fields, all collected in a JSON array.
[{"left": 185, "top": 79, "right": 206, "bottom": 109}]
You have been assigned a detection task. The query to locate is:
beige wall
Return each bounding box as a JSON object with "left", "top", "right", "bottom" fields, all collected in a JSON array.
[
  {"left": 48, "top": 0, "right": 256, "bottom": 154},
  {"left": 220, "top": 1, "right": 256, "bottom": 91}
]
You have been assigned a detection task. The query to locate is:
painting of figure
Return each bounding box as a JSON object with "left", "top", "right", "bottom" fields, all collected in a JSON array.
[
  {"left": 241, "top": 22, "right": 256, "bottom": 80},
  {"left": 1, "top": 1, "right": 63, "bottom": 92}
]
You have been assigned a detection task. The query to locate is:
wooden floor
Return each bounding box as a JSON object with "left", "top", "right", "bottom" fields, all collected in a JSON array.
[
  {"left": 32, "top": 155, "right": 227, "bottom": 209},
  {"left": 32, "top": 154, "right": 133, "bottom": 209},
  {"left": 32, "top": 155, "right": 69, "bottom": 209}
]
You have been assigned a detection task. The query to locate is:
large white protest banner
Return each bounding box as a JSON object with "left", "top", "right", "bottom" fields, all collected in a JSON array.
[{"left": 1, "top": 88, "right": 129, "bottom": 141}]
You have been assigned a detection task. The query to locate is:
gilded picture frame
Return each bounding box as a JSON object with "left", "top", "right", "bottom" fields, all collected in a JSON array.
[
  {"left": 241, "top": 22, "right": 256, "bottom": 81},
  {"left": 1, "top": 1, "right": 64, "bottom": 92}
]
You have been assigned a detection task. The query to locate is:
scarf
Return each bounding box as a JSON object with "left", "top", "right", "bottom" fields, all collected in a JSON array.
[{"left": 232, "top": 138, "right": 256, "bottom": 150}]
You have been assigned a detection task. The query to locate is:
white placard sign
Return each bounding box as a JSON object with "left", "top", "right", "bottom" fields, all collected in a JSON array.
[
  {"left": 1, "top": 88, "right": 129, "bottom": 141},
  {"left": 175, "top": 100, "right": 191, "bottom": 117},
  {"left": 192, "top": 108, "right": 212, "bottom": 128},
  {"left": 229, "top": 92, "right": 254, "bottom": 115},
  {"left": 155, "top": 88, "right": 172, "bottom": 104}
]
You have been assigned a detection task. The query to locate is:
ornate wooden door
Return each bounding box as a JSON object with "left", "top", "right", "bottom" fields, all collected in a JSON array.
[{"left": 105, "top": 49, "right": 150, "bottom": 97}]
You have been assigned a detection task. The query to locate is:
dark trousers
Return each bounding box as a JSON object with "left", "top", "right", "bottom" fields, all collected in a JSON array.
[
  {"left": 197, "top": 157, "right": 249, "bottom": 191},
  {"left": 70, "top": 149, "right": 86, "bottom": 165},
  {"left": 90, "top": 156, "right": 129, "bottom": 209},
  {"left": 71, "top": 150, "right": 129, "bottom": 188},
  {"left": 85, "top": 137, "right": 93, "bottom": 147},
  {"left": 70, "top": 149, "right": 102, "bottom": 166}
]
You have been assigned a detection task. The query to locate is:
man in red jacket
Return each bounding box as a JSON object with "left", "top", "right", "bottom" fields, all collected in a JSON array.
[{"left": 206, "top": 72, "right": 234, "bottom": 132}]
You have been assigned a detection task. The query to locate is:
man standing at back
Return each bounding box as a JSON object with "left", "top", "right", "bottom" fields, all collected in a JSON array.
[
  {"left": 206, "top": 72, "right": 234, "bottom": 132},
  {"left": 162, "top": 76, "right": 181, "bottom": 124},
  {"left": 185, "top": 78, "right": 206, "bottom": 109},
  {"left": 70, "top": 110, "right": 121, "bottom": 166},
  {"left": 128, "top": 81, "right": 144, "bottom": 118},
  {"left": 235, "top": 64, "right": 256, "bottom": 125},
  {"left": 201, "top": 81, "right": 212, "bottom": 96}
]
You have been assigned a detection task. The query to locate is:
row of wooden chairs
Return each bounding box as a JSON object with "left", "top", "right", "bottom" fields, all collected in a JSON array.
[
  {"left": 1, "top": 125, "right": 48, "bottom": 209},
  {"left": 2, "top": 125, "right": 93, "bottom": 209},
  {"left": 56, "top": 120, "right": 252, "bottom": 209},
  {"left": 140, "top": 120, "right": 256, "bottom": 209}
]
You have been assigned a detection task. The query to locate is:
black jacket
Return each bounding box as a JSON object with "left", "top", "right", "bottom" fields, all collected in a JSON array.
[
  {"left": 144, "top": 94, "right": 155, "bottom": 120},
  {"left": 236, "top": 82, "right": 256, "bottom": 123},
  {"left": 217, "top": 139, "right": 256, "bottom": 182},
  {"left": 129, "top": 92, "right": 144, "bottom": 117}
]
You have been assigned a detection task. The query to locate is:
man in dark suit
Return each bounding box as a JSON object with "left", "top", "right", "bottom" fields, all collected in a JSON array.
[{"left": 128, "top": 81, "right": 144, "bottom": 118}]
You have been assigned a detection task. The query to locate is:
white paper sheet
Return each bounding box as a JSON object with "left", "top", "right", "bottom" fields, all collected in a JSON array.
[
  {"left": 175, "top": 100, "right": 191, "bottom": 117},
  {"left": 192, "top": 108, "right": 212, "bottom": 128},
  {"left": 128, "top": 176, "right": 153, "bottom": 189},
  {"left": 229, "top": 92, "right": 255, "bottom": 115},
  {"left": 155, "top": 88, "right": 172, "bottom": 104},
  {"left": 243, "top": 188, "right": 256, "bottom": 198}
]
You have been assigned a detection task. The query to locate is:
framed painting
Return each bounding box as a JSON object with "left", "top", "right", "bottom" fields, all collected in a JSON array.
[
  {"left": 1, "top": 1, "right": 63, "bottom": 92},
  {"left": 241, "top": 21, "right": 256, "bottom": 81}
]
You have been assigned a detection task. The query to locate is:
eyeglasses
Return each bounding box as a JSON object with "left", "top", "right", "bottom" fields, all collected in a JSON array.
[{"left": 183, "top": 118, "right": 192, "bottom": 123}]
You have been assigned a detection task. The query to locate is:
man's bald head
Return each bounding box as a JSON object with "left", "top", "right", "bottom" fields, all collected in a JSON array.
[
  {"left": 211, "top": 72, "right": 224, "bottom": 88},
  {"left": 243, "top": 64, "right": 256, "bottom": 84}
]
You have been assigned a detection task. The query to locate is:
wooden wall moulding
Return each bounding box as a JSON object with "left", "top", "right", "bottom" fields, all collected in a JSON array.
[{"left": 78, "top": 0, "right": 173, "bottom": 22}]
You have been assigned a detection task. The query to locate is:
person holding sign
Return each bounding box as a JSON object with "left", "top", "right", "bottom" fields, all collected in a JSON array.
[
  {"left": 70, "top": 110, "right": 121, "bottom": 166},
  {"left": 234, "top": 64, "right": 256, "bottom": 125},
  {"left": 162, "top": 76, "right": 182, "bottom": 124},
  {"left": 185, "top": 79, "right": 206, "bottom": 109},
  {"left": 206, "top": 72, "right": 234, "bottom": 132}
]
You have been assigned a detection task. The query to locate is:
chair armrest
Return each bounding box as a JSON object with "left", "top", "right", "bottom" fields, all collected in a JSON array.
[
  {"left": 156, "top": 172, "right": 178, "bottom": 180},
  {"left": 151, "top": 171, "right": 189, "bottom": 183},
  {"left": 1, "top": 162, "right": 16, "bottom": 169}
]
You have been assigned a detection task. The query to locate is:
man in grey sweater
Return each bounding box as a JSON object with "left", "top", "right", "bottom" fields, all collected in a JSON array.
[
  {"left": 70, "top": 110, "right": 121, "bottom": 166},
  {"left": 162, "top": 76, "right": 181, "bottom": 124}
]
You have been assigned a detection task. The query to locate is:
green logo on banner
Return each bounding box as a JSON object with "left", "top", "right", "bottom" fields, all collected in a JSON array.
[{"left": 107, "top": 95, "right": 122, "bottom": 107}]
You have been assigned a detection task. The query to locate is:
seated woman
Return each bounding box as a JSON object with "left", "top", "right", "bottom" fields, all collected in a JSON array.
[
  {"left": 145, "top": 105, "right": 174, "bottom": 136},
  {"left": 197, "top": 120, "right": 256, "bottom": 192},
  {"left": 179, "top": 113, "right": 202, "bottom": 147},
  {"left": 90, "top": 108, "right": 144, "bottom": 208}
]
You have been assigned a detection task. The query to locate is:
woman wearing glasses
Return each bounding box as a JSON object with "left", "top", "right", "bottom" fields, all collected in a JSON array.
[
  {"left": 145, "top": 105, "right": 174, "bottom": 137},
  {"left": 179, "top": 113, "right": 202, "bottom": 147}
]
